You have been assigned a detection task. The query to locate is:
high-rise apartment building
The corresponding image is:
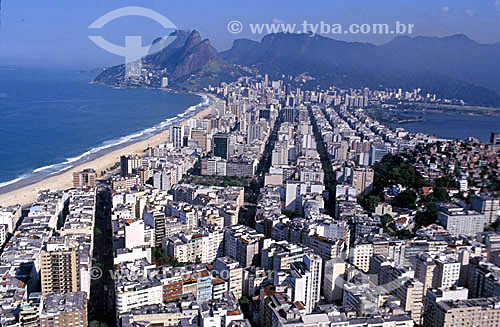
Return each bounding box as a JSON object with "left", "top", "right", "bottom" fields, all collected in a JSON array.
[
  {"left": 467, "top": 259, "right": 500, "bottom": 298},
  {"left": 224, "top": 225, "right": 265, "bottom": 268},
  {"left": 423, "top": 288, "right": 469, "bottom": 327},
  {"left": 287, "top": 253, "right": 322, "bottom": 314},
  {"left": 304, "top": 253, "right": 322, "bottom": 312},
  {"left": 72, "top": 168, "right": 96, "bottom": 188},
  {"left": 161, "top": 76, "right": 169, "bottom": 88},
  {"left": 437, "top": 204, "right": 484, "bottom": 236},
  {"left": 170, "top": 125, "right": 184, "bottom": 149},
  {"left": 0, "top": 225, "right": 6, "bottom": 247},
  {"left": 144, "top": 209, "right": 166, "bottom": 248},
  {"left": 213, "top": 256, "right": 243, "bottom": 299},
  {"left": 213, "top": 133, "right": 230, "bottom": 160},
  {"left": 470, "top": 194, "right": 499, "bottom": 227},
  {"left": 435, "top": 256, "right": 461, "bottom": 289},
  {"left": 120, "top": 155, "right": 141, "bottom": 177},
  {"left": 370, "top": 143, "right": 388, "bottom": 165},
  {"left": 350, "top": 242, "right": 374, "bottom": 272},
  {"left": 323, "top": 258, "right": 346, "bottom": 302},
  {"left": 191, "top": 129, "right": 210, "bottom": 153},
  {"left": 395, "top": 279, "right": 424, "bottom": 324},
  {"left": 40, "top": 241, "right": 81, "bottom": 295},
  {"left": 413, "top": 253, "right": 437, "bottom": 296},
  {"left": 425, "top": 297, "right": 500, "bottom": 327},
  {"left": 351, "top": 167, "right": 374, "bottom": 196},
  {"left": 412, "top": 253, "right": 460, "bottom": 293},
  {"left": 166, "top": 229, "right": 224, "bottom": 264}
]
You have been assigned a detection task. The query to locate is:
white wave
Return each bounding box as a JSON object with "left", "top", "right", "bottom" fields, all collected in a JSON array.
[
  {"left": 196, "top": 94, "right": 210, "bottom": 106},
  {"left": 2, "top": 93, "right": 209, "bottom": 189},
  {"left": 0, "top": 175, "right": 30, "bottom": 189},
  {"left": 32, "top": 164, "right": 56, "bottom": 173}
]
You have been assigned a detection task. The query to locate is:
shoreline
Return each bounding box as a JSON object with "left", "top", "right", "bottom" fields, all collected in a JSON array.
[{"left": 0, "top": 93, "right": 217, "bottom": 207}]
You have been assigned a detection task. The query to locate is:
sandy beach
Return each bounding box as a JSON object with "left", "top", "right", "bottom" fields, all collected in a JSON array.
[{"left": 0, "top": 94, "right": 216, "bottom": 207}]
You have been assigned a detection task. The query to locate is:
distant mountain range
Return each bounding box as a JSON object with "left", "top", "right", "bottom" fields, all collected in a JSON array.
[
  {"left": 221, "top": 33, "right": 500, "bottom": 106},
  {"left": 95, "top": 31, "right": 500, "bottom": 106}
]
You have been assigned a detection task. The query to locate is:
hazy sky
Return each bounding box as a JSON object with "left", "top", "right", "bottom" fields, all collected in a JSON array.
[{"left": 1, "top": 0, "right": 500, "bottom": 68}]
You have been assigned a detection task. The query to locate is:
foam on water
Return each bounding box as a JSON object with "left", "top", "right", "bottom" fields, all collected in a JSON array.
[{"left": 0, "top": 93, "right": 212, "bottom": 189}]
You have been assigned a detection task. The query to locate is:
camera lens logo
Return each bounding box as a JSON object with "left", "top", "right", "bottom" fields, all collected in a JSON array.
[{"left": 88, "top": 6, "right": 177, "bottom": 77}]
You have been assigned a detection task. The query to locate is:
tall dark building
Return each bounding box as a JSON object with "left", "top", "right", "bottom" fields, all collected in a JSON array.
[
  {"left": 213, "top": 134, "right": 229, "bottom": 159},
  {"left": 120, "top": 155, "right": 128, "bottom": 177},
  {"left": 491, "top": 132, "right": 500, "bottom": 145},
  {"left": 120, "top": 155, "right": 141, "bottom": 177},
  {"left": 259, "top": 108, "right": 271, "bottom": 120}
]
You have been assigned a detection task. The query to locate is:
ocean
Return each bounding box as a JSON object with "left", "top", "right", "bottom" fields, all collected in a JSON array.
[{"left": 0, "top": 67, "right": 204, "bottom": 189}]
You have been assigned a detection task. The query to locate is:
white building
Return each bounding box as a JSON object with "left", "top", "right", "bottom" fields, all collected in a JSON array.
[
  {"left": 285, "top": 181, "right": 324, "bottom": 213},
  {"left": 166, "top": 229, "right": 224, "bottom": 264},
  {"left": 285, "top": 253, "right": 322, "bottom": 314},
  {"left": 434, "top": 256, "right": 461, "bottom": 289},
  {"left": 116, "top": 282, "right": 163, "bottom": 313},
  {"left": 170, "top": 125, "right": 184, "bottom": 149},
  {"left": 350, "top": 243, "right": 374, "bottom": 272},
  {"left": 324, "top": 258, "right": 346, "bottom": 302},
  {"left": 437, "top": 205, "right": 484, "bottom": 237},
  {"left": 0, "top": 224, "right": 6, "bottom": 247},
  {"left": 124, "top": 220, "right": 145, "bottom": 249},
  {"left": 0, "top": 205, "right": 21, "bottom": 234},
  {"left": 161, "top": 77, "right": 169, "bottom": 88},
  {"left": 213, "top": 257, "right": 243, "bottom": 299}
]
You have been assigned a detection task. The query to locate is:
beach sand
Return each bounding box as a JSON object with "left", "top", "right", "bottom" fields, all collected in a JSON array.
[{"left": 0, "top": 94, "right": 216, "bottom": 207}]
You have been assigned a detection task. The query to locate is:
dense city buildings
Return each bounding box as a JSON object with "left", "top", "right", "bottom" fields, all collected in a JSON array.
[{"left": 1, "top": 72, "right": 499, "bottom": 327}]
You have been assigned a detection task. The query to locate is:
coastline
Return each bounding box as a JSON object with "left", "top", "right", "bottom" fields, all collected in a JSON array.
[{"left": 0, "top": 93, "right": 217, "bottom": 207}]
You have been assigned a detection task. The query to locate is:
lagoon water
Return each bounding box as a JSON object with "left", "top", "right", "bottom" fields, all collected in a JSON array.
[
  {"left": 0, "top": 67, "right": 202, "bottom": 186},
  {"left": 385, "top": 109, "right": 500, "bottom": 143}
]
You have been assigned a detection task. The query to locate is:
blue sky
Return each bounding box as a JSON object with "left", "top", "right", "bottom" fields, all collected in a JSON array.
[{"left": 1, "top": 0, "right": 500, "bottom": 68}]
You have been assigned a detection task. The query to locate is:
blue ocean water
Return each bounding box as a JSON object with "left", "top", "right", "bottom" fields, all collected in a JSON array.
[
  {"left": 386, "top": 110, "right": 500, "bottom": 143},
  {"left": 0, "top": 67, "right": 202, "bottom": 187}
]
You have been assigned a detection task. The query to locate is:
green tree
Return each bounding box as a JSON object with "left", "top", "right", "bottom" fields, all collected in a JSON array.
[
  {"left": 415, "top": 204, "right": 438, "bottom": 228},
  {"left": 381, "top": 214, "right": 393, "bottom": 226},
  {"left": 394, "top": 190, "right": 417, "bottom": 209},
  {"left": 432, "top": 187, "right": 450, "bottom": 202},
  {"left": 435, "top": 175, "right": 456, "bottom": 188},
  {"left": 89, "top": 321, "right": 108, "bottom": 327},
  {"left": 454, "top": 162, "right": 461, "bottom": 177},
  {"left": 395, "top": 229, "right": 414, "bottom": 239},
  {"left": 358, "top": 194, "right": 382, "bottom": 212}
]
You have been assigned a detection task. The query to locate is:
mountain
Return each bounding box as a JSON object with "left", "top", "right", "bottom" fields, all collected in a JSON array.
[
  {"left": 219, "top": 39, "right": 260, "bottom": 64},
  {"left": 221, "top": 33, "right": 500, "bottom": 106},
  {"left": 94, "top": 30, "right": 245, "bottom": 90}
]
